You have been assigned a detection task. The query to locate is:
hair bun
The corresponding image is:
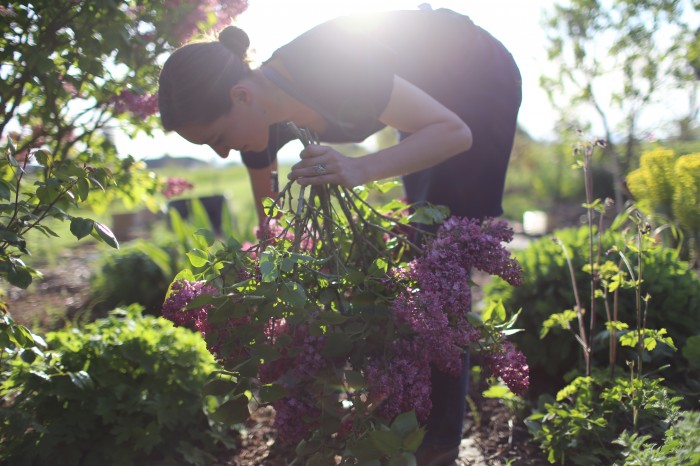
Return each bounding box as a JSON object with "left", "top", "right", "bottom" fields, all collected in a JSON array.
[{"left": 218, "top": 26, "right": 250, "bottom": 57}]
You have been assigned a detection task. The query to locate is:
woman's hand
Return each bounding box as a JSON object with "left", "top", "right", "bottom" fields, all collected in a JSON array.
[{"left": 288, "top": 144, "right": 366, "bottom": 187}]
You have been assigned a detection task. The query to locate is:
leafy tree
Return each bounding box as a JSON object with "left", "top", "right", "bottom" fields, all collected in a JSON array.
[
  {"left": 540, "top": 0, "right": 699, "bottom": 208},
  {"left": 1, "top": 0, "right": 247, "bottom": 210},
  {"left": 1, "top": 0, "right": 247, "bottom": 377}
]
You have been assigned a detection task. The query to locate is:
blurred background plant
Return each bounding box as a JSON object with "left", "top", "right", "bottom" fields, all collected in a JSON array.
[{"left": 626, "top": 147, "right": 700, "bottom": 266}]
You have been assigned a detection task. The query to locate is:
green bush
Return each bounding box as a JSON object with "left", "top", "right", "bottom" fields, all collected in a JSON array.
[
  {"left": 613, "top": 410, "right": 700, "bottom": 465},
  {"left": 485, "top": 226, "right": 700, "bottom": 397},
  {"left": 0, "top": 306, "right": 234, "bottom": 466},
  {"left": 89, "top": 248, "right": 171, "bottom": 315},
  {"left": 526, "top": 374, "right": 683, "bottom": 465}
]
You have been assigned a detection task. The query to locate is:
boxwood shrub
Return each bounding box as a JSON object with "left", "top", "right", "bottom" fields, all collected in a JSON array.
[{"left": 0, "top": 306, "right": 236, "bottom": 466}]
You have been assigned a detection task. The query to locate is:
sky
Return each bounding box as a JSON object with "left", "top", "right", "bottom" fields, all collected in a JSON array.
[{"left": 116, "top": 0, "right": 558, "bottom": 162}]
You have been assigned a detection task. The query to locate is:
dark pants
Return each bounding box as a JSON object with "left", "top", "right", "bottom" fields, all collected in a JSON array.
[{"left": 423, "top": 351, "right": 470, "bottom": 448}]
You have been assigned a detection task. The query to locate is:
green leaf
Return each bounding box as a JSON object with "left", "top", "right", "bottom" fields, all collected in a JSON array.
[
  {"left": 278, "top": 280, "right": 306, "bottom": 308},
  {"left": 482, "top": 300, "right": 507, "bottom": 325},
  {"left": 259, "top": 252, "right": 278, "bottom": 282},
  {"left": 0, "top": 180, "right": 12, "bottom": 200},
  {"left": 33, "top": 149, "right": 51, "bottom": 167},
  {"left": 187, "top": 248, "right": 209, "bottom": 267},
  {"left": 8, "top": 265, "right": 32, "bottom": 289},
  {"left": 70, "top": 217, "right": 94, "bottom": 240},
  {"left": 322, "top": 332, "right": 353, "bottom": 358},
  {"left": 682, "top": 335, "right": 700, "bottom": 368},
  {"left": 369, "top": 430, "right": 403, "bottom": 454},
  {"left": 262, "top": 197, "right": 279, "bottom": 218},
  {"left": 368, "top": 257, "right": 388, "bottom": 277},
  {"left": 93, "top": 221, "right": 119, "bottom": 249},
  {"left": 77, "top": 177, "right": 90, "bottom": 201},
  {"left": 540, "top": 309, "right": 577, "bottom": 339},
  {"left": 194, "top": 228, "right": 216, "bottom": 248},
  {"left": 258, "top": 384, "right": 287, "bottom": 403},
  {"left": 388, "top": 452, "right": 417, "bottom": 466},
  {"left": 211, "top": 396, "right": 250, "bottom": 425},
  {"left": 344, "top": 369, "right": 365, "bottom": 389},
  {"left": 402, "top": 429, "right": 425, "bottom": 453},
  {"left": 203, "top": 378, "right": 238, "bottom": 397},
  {"left": 391, "top": 411, "right": 418, "bottom": 436},
  {"left": 69, "top": 371, "right": 94, "bottom": 390}
]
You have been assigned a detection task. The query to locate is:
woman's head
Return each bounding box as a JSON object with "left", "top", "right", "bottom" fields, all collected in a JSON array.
[{"left": 158, "top": 26, "right": 252, "bottom": 131}]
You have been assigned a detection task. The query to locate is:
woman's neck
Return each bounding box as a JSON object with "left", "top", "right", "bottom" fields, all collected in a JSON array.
[{"left": 253, "top": 64, "right": 327, "bottom": 133}]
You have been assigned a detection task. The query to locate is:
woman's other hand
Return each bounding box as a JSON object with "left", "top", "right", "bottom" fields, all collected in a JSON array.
[{"left": 288, "top": 144, "right": 366, "bottom": 187}]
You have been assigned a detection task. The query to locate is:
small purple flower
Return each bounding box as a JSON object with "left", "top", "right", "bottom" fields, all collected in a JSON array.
[
  {"left": 483, "top": 340, "right": 530, "bottom": 396},
  {"left": 161, "top": 279, "right": 216, "bottom": 336},
  {"left": 111, "top": 89, "right": 158, "bottom": 119},
  {"left": 162, "top": 177, "right": 194, "bottom": 199}
]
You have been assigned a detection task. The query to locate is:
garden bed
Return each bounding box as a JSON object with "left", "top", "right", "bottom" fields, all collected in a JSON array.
[{"left": 6, "top": 245, "right": 548, "bottom": 465}]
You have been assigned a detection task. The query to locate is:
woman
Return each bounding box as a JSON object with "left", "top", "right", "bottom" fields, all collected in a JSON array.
[{"left": 158, "top": 6, "right": 521, "bottom": 465}]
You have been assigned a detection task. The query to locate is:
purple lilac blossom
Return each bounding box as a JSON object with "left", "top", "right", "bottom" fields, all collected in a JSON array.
[
  {"left": 483, "top": 340, "right": 530, "bottom": 396},
  {"left": 365, "top": 340, "right": 433, "bottom": 422},
  {"left": 111, "top": 90, "right": 159, "bottom": 119},
  {"left": 162, "top": 177, "right": 194, "bottom": 198},
  {"left": 391, "top": 217, "right": 523, "bottom": 372},
  {"left": 273, "top": 395, "right": 321, "bottom": 446},
  {"left": 161, "top": 279, "right": 248, "bottom": 362}
]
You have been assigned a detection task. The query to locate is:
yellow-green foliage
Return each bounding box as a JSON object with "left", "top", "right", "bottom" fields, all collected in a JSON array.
[
  {"left": 626, "top": 148, "right": 700, "bottom": 234},
  {"left": 673, "top": 153, "right": 700, "bottom": 232},
  {"left": 626, "top": 148, "right": 676, "bottom": 216}
]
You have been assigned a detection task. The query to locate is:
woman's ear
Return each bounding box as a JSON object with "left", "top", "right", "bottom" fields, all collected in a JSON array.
[{"left": 229, "top": 85, "right": 251, "bottom": 105}]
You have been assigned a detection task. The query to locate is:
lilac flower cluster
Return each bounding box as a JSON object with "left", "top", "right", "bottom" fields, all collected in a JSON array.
[
  {"left": 161, "top": 279, "right": 216, "bottom": 336},
  {"left": 272, "top": 396, "right": 321, "bottom": 446},
  {"left": 161, "top": 279, "right": 248, "bottom": 362},
  {"left": 111, "top": 89, "right": 158, "bottom": 119},
  {"left": 365, "top": 340, "right": 432, "bottom": 421},
  {"left": 371, "top": 217, "right": 527, "bottom": 416},
  {"left": 258, "top": 321, "right": 330, "bottom": 444},
  {"left": 162, "top": 177, "right": 194, "bottom": 199},
  {"left": 259, "top": 319, "right": 327, "bottom": 385},
  {"left": 395, "top": 217, "right": 522, "bottom": 365},
  {"left": 164, "top": 0, "right": 248, "bottom": 43},
  {"left": 482, "top": 340, "right": 530, "bottom": 396}
]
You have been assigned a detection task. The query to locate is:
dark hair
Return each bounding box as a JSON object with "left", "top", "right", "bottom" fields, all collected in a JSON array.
[{"left": 158, "top": 26, "right": 251, "bottom": 131}]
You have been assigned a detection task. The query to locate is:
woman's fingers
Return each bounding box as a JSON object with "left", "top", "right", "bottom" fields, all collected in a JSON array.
[{"left": 288, "top": 145, "right": 364, "bottom": 187}]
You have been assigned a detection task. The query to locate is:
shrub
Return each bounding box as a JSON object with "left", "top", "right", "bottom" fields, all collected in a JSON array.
[
  {"left": 0, "top": 306, "right": 234, "bottom": 466},
  {"left": 526, "top": 374, "right": 683, "bottom": 465},
  {"left": 627, "top": 148, "right": 700, "bottom": 263},
  {"left": 613, "top": 410, "right": 700, "bottom": 465},
  {"left": 485, "top": 226, "right": 700, "bottom": 397},
  {"left": 88, "top": 248, "right": 171, "bottom": 315}
]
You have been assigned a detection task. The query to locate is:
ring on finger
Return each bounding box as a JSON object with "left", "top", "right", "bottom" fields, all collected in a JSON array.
[{"left": 313, "top": 163, "right": 328, "bottom": 175}]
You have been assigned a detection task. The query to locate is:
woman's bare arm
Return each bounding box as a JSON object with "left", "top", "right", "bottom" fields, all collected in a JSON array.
[{"left": 288, "top": 75, "right": 472, "bottom": 186}]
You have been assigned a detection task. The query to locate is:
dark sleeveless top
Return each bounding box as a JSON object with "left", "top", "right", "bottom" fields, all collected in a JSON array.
[{"left": 240, "top": 8, "right": 522, "bottom": 219}]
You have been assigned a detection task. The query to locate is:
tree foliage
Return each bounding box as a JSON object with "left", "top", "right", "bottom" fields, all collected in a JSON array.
[
  {"left": 0, "top": 0, "right": 247, "bottom": 209},
  {"left": 541, "top": 0, "right": 699, "bottom": 206}
]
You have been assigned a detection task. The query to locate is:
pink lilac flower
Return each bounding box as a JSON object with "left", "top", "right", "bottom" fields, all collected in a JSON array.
[
  {"left": 389, "top": 217, "right": 524, "bottom": 378},
  {"left": 258, "top": 322, "right": 326, "bottom": 386},
  {"left": 161, "top": 279, "right": 248, "bottom": 362},
  {"left": 111, "top": 89, "right": 158, "bottom": 119},
  {"left": 255, "top": 218, "right": 315, "bottom": 251},
  {"left": 482, "top": 340, "right": 529, "bottom": 396},
  {"left": 0, "top": 5, "right": 15, "bottom": 16},
  {"left": 273, "top": 395, "right": 321, "bottom": 446},
  {"left": 365, "top": 340, "right": 432, "bottom": 422},
  {"left": 162, "top": 177, "right": 194, "bottom": 198},
  {"left": 161, "top": 279, "right": 216, "bottom": 335},
  {"left": 164, "top": 0, "right": 248, "bottom": 43}
]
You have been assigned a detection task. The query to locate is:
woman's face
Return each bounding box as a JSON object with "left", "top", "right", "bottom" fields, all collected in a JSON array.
[{"left": 176, "top": 88, "right": 269, "bottom": 158}]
